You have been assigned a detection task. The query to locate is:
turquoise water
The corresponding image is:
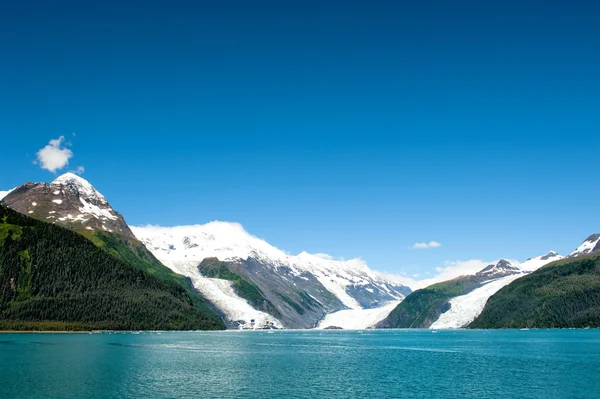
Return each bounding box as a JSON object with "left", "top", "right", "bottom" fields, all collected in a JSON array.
[{"left": 1, "top": 329, "right": 599, "bottom": 398}]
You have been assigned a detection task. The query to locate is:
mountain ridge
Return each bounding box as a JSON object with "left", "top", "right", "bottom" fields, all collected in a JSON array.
[
  {"left": 376, "top": 253, "right": 563, "bottom": 329},
  {"left": 132, "top": 223, "right": 412, "bottom": 328}
]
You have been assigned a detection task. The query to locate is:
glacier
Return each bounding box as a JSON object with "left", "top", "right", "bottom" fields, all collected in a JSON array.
[
  {"left": 429, "top": 252, "right": 563, "bottom": 329},
  {"left": 317, "top": 301, "right": 401, "bottom": 330}
]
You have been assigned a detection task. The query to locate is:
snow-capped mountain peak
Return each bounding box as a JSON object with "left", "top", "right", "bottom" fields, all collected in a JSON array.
[
  {"left": 540, "top": 251, "right": 560, "bottom": 260},
  {"left": 132, "top": 223, "right": 385, "bottom": 282},
  {"left": 568, "top": 234, "right": 600, "bottom": 258},
  {"left": 3, "top": 174, "right": 128, "bottom": 234},
  {"left": 52, "top": 173, "right": 108, "bottom": 204},
  {"left": 475, "top": 259, "right": 521, "bottom": 279},
  {"left": 132, "top": 222, "right": 289, "bottom": 265},
  {"left": 519, "top": 251, "right": 563, "bottom": 272}
]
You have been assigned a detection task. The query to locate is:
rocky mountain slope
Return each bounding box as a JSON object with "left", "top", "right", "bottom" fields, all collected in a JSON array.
[
  {"left": 132, "top": 224, "right": 412, "bottom": 329},
  {"left": 0, "top": 204, "right": 224, "bottom": 331},
  {"left": 568, "top": 234, "right": 600, "bottom": 258},
  {"left": 376, "top": 253, "right": 562, "bottom": 329},
  {"left": 3, "top": 173, "right": 130, "bottom": 234}
]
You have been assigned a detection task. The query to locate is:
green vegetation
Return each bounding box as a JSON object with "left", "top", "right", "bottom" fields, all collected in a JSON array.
[
  {"left": 79, "top": 229, "right": 185, "bottom": 284},
  {"left": 198, "top": 258, "right": 281, "bottom": 318},
  {"left": 0, "top": 205, "right": 224, "bottom": 331},
  {"left": 277, "top": 291, "right": 321, "bottom": 315},
  {"left": 377, "top": 277, "right": 481, "bottom": 328},
  {"left": 277, "top": 293, "right": 305, "bottom": 315},
  {"left": 78, "top": 228, "right": 221, "bottom": 323},
  {"left": 470, "top": 255, "right": 600, "bottom": 329}
]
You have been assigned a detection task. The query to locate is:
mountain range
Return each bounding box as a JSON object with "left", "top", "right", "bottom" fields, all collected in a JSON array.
[
  {"left": 2, "top": 173, "right": 411, "bottom": 329},
  {"left": 1, "top": 173, "right": 599, "bottom": 330}
]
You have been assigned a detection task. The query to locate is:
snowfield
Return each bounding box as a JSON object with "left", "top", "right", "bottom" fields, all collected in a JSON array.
[{"left": 317, "top": 301, "right": 400, "bottom": 330}]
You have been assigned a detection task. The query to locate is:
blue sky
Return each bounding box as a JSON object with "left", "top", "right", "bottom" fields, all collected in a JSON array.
[{"left": 1, "top": 1, "right": 599, "bottom": 278}]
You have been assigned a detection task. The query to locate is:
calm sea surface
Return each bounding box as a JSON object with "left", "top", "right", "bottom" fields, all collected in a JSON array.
[{"left": 0, "top": 329, "right": 599, "bottom": 399}]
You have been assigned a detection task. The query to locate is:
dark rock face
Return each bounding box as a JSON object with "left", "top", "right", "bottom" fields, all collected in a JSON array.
[
  {"left": 197, "top": 256, "right": 412, "bottom": 329},
  {"left": 568, "top": 234, "right": 600, "bottom": 258},
  {"left": 213, "top": 257, "right": 345, "bottom": 329},
  {"left": 540, "top": 251, "right": 561, "bottom": 261},
  {"left": 345, "top": 282, "right": 412, "bottom": 309},
  {"left": 586, "top": 234, "right": 600, "bottom": 243}
]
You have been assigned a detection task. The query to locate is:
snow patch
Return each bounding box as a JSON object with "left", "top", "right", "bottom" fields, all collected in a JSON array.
[
  {"left": 52, "top": 199, "right": 63, "bottom": 204},
  {"left": 52, "top": 173, "right": 109, "bottom": 205},
  {"left": 78, "top": 197, "right": 118, "bottom": 221}
]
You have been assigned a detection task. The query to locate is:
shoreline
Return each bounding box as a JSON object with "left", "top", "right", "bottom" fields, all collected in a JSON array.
[{"left": 1, "top": 327, "right": 599, "bottom": 333}]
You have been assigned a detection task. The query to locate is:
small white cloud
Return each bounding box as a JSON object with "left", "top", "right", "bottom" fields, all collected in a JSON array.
[
  {"left": 412, "top": 241, "right": 442, "bottom": 249},
  {"left": 313, "top": 253, "right": 334, "bottom": 260},
  {"left": 74, "top": 166, "right": 85, "bottom": 175},
  {"left": 0, "top": 188, "right": 15, "bottom": 201},
  {"left": 35, "top": 136, "right": 73, "bottom": 173}
]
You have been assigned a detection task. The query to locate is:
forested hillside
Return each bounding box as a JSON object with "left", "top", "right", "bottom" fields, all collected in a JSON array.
[
  {"left": 0, "top": 204, "right": 224, "bottom": 331},
  {"left": 470, "top": 255, "right": 600, "bottom": 328}
]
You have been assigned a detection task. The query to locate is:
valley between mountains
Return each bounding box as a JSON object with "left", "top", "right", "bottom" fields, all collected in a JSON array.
[{"left": 1, "top": 173, "right": 599, "bottom": 330}]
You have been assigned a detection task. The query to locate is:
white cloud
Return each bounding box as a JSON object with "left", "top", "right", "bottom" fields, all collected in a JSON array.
[
  {"left": 412, "top": 241, "right": 442, "bottom": 249},
  {"left": 314, "top": 253, "right": 334, "bottom": 260},
  {"left": 433, "top": 259, "right": 492, "bottom": 281},
  {"left": 0, "top": 188, "right": 15, "bottom": 201},
  {"left": 74, "top": 166, "right": 85, "bottom": 175},
  {"left": 35, "top": 136, "right": 73, "bottom": 173}
]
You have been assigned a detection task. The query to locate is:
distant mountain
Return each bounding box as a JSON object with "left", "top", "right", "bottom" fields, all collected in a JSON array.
[
  {"left": 132, "top": 224, "right": 411, "bottom": 329},
  {"left": 568, "top": 234, "right": 600, "bottom": 258},
  {"left": 376, "top": 253, "right": 562, "bottom": 329},
  {"left": 470, "top": 252, "right": 600, "bottom": 329},
  {"left": 0, "top": 204, "right": 224, "bottom": 331}
]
